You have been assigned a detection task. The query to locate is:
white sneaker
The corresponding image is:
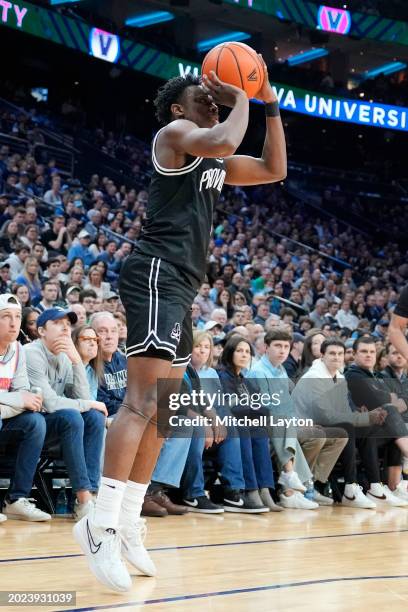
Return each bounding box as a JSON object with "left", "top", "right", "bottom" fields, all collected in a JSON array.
[
  {"left": 367, "top": 483, "right": 408, "bottom": 508},
  {"left": 3, "top": 498, "right": 51, "bottom": 522},
  {"left": 73, "top": 499, "right": 95, "bottom": 521},
  {"left": 121, "top": 518, "right": 157, "bottom": 577},
  {"left": 278, "top": 471, "right": 306, "bottom": 493},
  {"left": 382, "top": 485, "right": 408, "bottom": 507},
  {"left": 342, "top": 483, "right": 376, "bottom": 509},
  {"left": 0, "top": 513, "right": 7, "bottom": 523},
  {"left": 72, "top": 509, "right": 132, "bottom": 592},
  {"left": 392, "top": 481, "right": 408, "bottom": 502},
  {"left": 279, "top": 491, "right": 319, "bottom": 510},
  {"left": 313, "top": 490, "right": 333, "bottom": 506}
]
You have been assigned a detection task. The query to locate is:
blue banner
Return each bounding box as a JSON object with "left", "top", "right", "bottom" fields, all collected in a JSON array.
[{"left": 271, "top": 83, "right": 407, "bottom": 132}]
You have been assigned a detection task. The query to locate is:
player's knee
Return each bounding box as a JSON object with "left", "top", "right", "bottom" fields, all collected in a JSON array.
[{"left": 122, "top": 386, "right": 158, "bottom": 421}]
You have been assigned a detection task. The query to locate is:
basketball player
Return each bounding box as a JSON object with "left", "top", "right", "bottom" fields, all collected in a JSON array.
[
  {"left": 389, "top": 286, "right": 408, "bottom": 360},
  {"left": 74, "top": 62, "right": 286, "bottom": 591}
]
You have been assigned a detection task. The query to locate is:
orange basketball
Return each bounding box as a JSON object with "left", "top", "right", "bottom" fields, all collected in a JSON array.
[{"left": 201, "top": 41, "right": 264, "bottom": 99}]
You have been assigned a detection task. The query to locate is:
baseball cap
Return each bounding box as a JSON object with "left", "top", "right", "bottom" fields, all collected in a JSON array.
[
  {"left": 204, "top": 320, "right": 223, "bottom": 331},
  {"left": 77, "top": 229, "right": 91, "bottom": 239},
  {"left": 292, "top": 332, "right": 305, "bottom": 343},
  {"left": 243, "top": 264, "right": 253, "bottom": 272},
  {"left": 37, "top": 307, "right": 77, "bottom": 328},
  {"left": 377, "top": 319, "right": 389, "bottom": 327},
  {"left": 66, "top": 285, "right": 81, "bottom": 297},
  {"left": 0, "top": 294, "right": 21, "bottom": 312},
  {"left": 106, "top": 291, "right": 119, "bottom": 301},
  {"left": 345, "top": 339, "right": 354, "bottom": 349},
  {"left": 0, "top": 261, "right": 10, "bottom": 270}
]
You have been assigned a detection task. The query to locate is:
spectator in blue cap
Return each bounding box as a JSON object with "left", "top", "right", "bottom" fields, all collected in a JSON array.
[{"left": 25, "top": 307, "right": 107, "bottom": 520}]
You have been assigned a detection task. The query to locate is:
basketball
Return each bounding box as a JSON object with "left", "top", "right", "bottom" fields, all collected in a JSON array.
[{"left": 201, "top": 41, "right": 264, "bottom": 99}]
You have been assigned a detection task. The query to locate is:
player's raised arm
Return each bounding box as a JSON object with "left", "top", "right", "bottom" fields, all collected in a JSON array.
[
  {"left": 389, "top": 286, "right": 408, "bottom": 361},
  {"left": 160, "top": 72, "right": 249, "bottom": 159},
  {"left": 389, "top": 315, "right": 408, "bottom": 361},
  {"left": 224, "top": 56, "right": 287, "bottom": 186}
]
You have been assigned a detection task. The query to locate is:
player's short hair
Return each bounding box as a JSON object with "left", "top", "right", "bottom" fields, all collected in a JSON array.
[{"left": 154, "top": 75, "right": 200, "bottom": 125}]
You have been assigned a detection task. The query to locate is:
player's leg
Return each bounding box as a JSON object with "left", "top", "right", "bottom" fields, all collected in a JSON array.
[
  {"left": 102, "top": 356, "right": 173, "bottom": 482},
  {"left": 72, "top": 355, "right": 173, "bottom": 592},
  {"left": 119, "top": 315, "right": 192, "bottom": 576}
]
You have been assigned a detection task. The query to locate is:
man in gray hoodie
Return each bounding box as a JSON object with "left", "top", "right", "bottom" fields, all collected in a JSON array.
[
  {"left": 25, "top": 308, "right": 107, "bottom": 520},
  {"left": 0, "top": 294, "right": 51, "bottom": 522}
]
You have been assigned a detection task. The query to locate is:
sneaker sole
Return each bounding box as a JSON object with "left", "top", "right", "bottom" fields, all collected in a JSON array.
[
  {"left": 184, "top": 507, "right": 224, "bottom": 514},
  {"left": 366, "top": 496, "right": 408, "bottom": 508},
  {"left": 278, "top": 502, "right": 319, "bottom": 510},
  {"left": 341, "top": 499, "right": 376, "bottom": 509},
  {"left": 121, "top": 548, "right": 157, "bottom": 577},
  {"left": 4, "top": 513, "right": 51, "bottom": 522},
  {"left": 72, "top": 520, "right": 131, "bottom": 593},
  {"left": 223, "top": 506, "right": 270, "bottom": 514}
]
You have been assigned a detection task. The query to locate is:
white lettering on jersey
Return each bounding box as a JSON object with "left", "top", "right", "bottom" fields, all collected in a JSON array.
[{"left": 199, "top": 168, "right": 226, "bottom": 193}]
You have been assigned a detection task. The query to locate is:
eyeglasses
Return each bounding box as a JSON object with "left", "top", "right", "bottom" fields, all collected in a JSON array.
[{"left": 78, "top": 336, "right": 99, "bottom": 344}]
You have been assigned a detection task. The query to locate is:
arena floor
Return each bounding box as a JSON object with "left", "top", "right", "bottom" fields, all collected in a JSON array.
[{"left": 1, "top": 506, "right": 408, "bottom": 611}]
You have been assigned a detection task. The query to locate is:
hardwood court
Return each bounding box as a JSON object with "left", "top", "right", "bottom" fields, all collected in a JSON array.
[{"left": 1, "top": 506, "right": 408, "bottom": 612}]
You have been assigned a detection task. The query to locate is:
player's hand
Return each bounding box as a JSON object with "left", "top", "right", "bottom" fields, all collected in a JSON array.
[
  {"left": 254, "top": 55, "right": 277, "bottom": 103},
  {"left": 369, "top": 407, "right": 387, "bottom": 425},
  {"left": 201, "top": 71, "right": 246, "bottom": 108},
  {"left": 21, "top": 391, "right": 43, "bottom": 412}
]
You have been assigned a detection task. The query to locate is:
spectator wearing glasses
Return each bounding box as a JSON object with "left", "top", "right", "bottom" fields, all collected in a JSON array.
[
  {"left": 90, "top": 312, "right": 127, "bottom": 417},
  {"left": 0, "top": 294, "right": 51, "bottom": 522},
  {"left": 25, "top": 308, "right": 107, "bottom": 520},
  {"left": 72, "top": 325, "right": 104, "bottom": 401}
]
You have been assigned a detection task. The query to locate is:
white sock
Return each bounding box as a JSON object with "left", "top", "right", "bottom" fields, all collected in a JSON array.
[
  {"left": 93, "top": 477, "right": 127, "bottom": 529},
  {"left": 119, "top": 481, "right": 149, "bottom": 529}
]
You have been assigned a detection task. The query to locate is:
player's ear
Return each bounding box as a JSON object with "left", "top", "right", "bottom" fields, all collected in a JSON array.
[{"left": 171, "top": 103, "right": 184, "bottom": 119}]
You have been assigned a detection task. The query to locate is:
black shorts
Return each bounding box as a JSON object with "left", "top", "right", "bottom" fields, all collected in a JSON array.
[{"left": 119, "top": 253, "right": 196, "bottom": 367}]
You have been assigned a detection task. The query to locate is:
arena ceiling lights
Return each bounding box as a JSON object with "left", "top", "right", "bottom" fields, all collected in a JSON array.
[
  {"left": 287, "top": 48, "right": 329, "bottom": 66},
  {"left": 364, "top": 61, "right": 407, "bottom": 78},
  {"left": 49, "top": 1, "right": 84, "bottom": 5},
  {"left": 197, "top": 31, "right": 251, "bottom": 52},
  {"left": 125, "top": 11, "right": 175, "bottom": 28}
]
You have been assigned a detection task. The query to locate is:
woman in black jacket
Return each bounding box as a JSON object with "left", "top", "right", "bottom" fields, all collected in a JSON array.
[{"left": 217, "top": 335, "right": 280, "bottom": 512}]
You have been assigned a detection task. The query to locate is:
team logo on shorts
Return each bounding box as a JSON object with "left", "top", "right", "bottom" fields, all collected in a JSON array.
[{"left": 170, "top": 322, "right": 181, "bottom": 342}]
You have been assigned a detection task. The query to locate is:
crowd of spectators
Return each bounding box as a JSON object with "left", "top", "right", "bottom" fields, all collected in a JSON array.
[{"left": 1, "top": 97, "right": 408, "bottom": 521}]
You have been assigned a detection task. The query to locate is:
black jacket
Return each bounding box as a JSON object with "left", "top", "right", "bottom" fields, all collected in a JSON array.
[{"left": 344, "top": 364, "right": 391, "bottom": 410}]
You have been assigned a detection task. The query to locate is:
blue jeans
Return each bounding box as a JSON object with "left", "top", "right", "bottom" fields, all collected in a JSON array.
[
  {"left": 44, "top": 409, "right": 105, "bottom": 494},
  {"left": 239, "top": 426, "right": 275, "bottom": 490},
  {"left": 182, "top": 428, "right": 246, "bottom": 498},
  {"left": 0, "top": 412, "right": 46, "bottom": 501},
  {"left": 152, "top": 418, "right": 194, "bottom": 488},
  {"left": 217, "top": 435, "right": 245, "bottom": 491}
]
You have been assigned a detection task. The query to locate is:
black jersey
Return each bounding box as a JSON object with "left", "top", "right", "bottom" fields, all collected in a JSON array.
[
  {"left": 134, "top": 127, "right": 226, "bottom": 289},
  {"left": 394, "top": 286, "right": 408, "bottom": 318}
]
